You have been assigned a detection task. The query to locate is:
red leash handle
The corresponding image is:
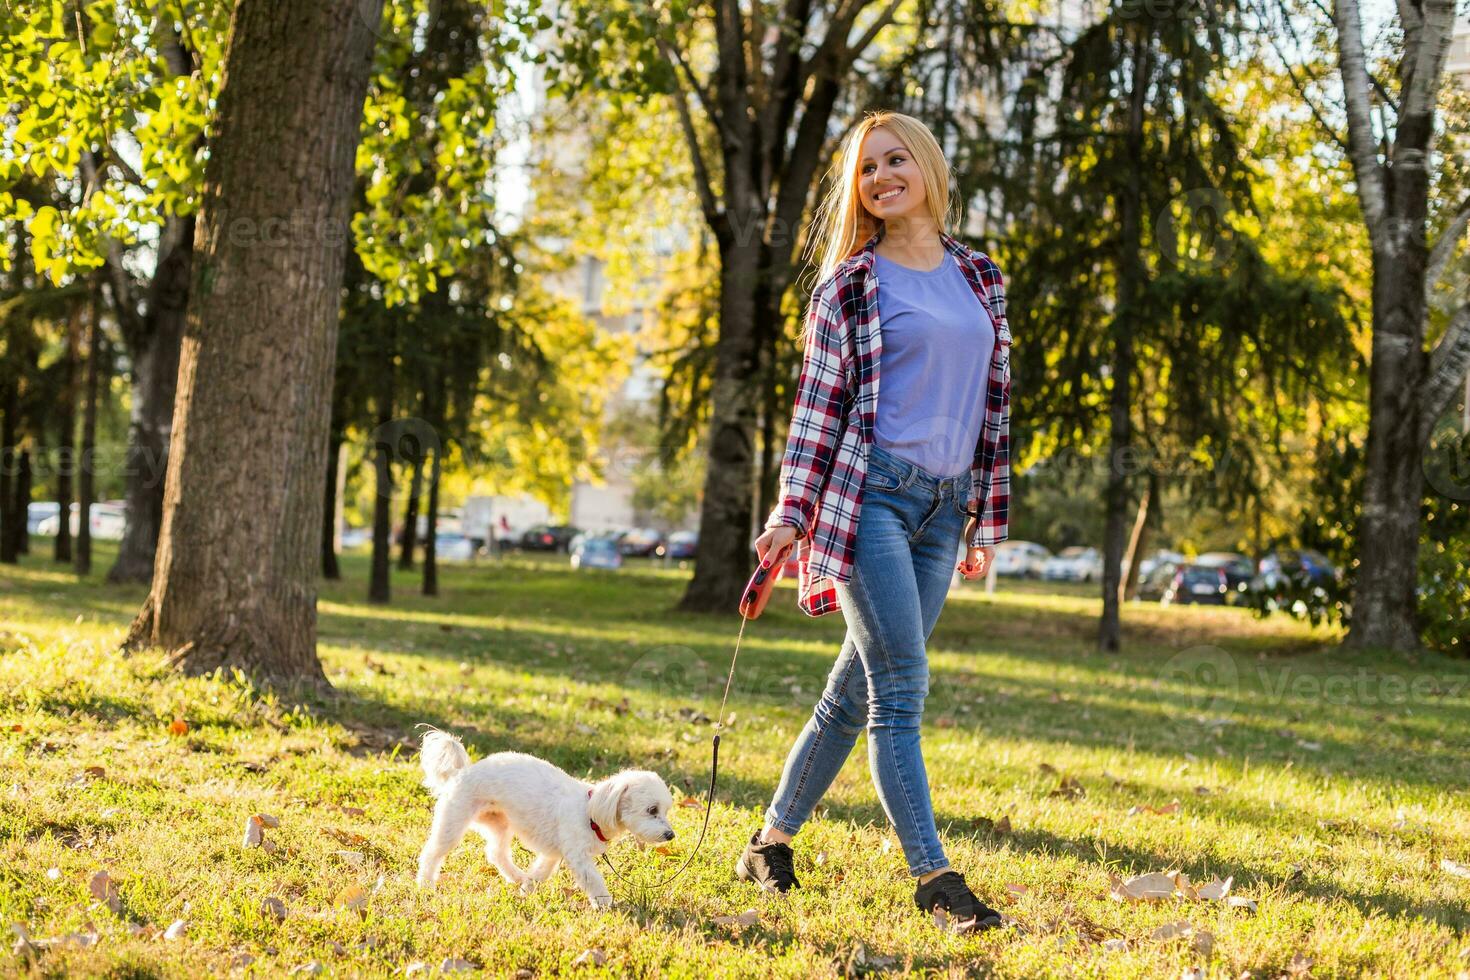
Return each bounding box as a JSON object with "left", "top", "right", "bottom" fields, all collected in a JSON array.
[{"left": 739, "top": 542, "right": 793, "bottom": 620}]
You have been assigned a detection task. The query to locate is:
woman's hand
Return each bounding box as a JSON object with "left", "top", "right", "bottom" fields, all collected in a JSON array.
[
  {"left": 754, "top": 524, "right": 798, "bottom": 567},
  {"left": 956, "top": 519, "right": 994, "bottom": 580}
]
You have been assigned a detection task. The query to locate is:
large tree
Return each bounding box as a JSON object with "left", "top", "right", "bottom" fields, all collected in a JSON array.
[
  {"left": 551, "top": 0, "right": 910, "bottom": 613},
  {"left": 1328, "top": 0, "right": 1470, "bottom": 650},
  {"left": 123, "top": 0, "right": 384, "bottom": 681}
]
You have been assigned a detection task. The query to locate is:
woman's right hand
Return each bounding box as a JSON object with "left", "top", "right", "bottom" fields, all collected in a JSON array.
[{"left": 754, "top": 524, "right": 798, "bottom": 568}]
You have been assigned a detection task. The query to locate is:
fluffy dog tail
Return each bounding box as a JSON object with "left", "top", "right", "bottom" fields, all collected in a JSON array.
[{"left": 418, "top": 727, "right": 470, "bottom": 795}]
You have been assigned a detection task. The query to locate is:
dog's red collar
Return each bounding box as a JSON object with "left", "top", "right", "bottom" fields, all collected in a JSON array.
[{"left": 587, "top": 788, "right": 610, "bottom": 843}]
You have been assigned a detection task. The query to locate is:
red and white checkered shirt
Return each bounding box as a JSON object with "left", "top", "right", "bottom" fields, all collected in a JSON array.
[{"left": 763, "top": 231, "right": 1013, "bottom": 617}]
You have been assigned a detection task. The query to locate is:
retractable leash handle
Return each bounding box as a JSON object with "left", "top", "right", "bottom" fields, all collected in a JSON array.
[{"left": 739, "top": 541, "right": 793, "bottom": 620}]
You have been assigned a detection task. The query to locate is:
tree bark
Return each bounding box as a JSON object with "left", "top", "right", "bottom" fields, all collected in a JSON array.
[
  {"left": 1121, "top": 478, "right": 1153, "bottom": 602},
  {"left": 399, "top": 453, "right": 422, "bottom": 570},
  {"left": 13, "top": 449, "right": 31, "bottom": 556},
  {"left": 109, "top": 216, "right": 193, "bottom": 584},
  {"left": 1099, "top": 36, "right": 1150, "bottom": 652},
  {"left": 1347, "top": 265, "right": 1427, "bottom": 650},
  {"left": 422, "top": 441, "right": 440, "bottom": 597},
  {"left": 321, "top": 427, "right": 342, "bottom": 580},
  {"left": 76, "top": 292, "right": 102, "bottom": 578},
  {"left": 123, "top": 0, "right": 383, "bottom": 683},
  {"left": 0, "top": 383, "right": 15, "bottom": 564},
  {"left": 54, "top": 304, "right": 78, "bottom": 563},
  {"left": 369, "top": 366, "right": 395, "bottom": 605}
]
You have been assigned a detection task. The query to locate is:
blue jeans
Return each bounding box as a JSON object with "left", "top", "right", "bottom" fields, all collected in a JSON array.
[{"left": 764, "top": 443, "right": 971, "bottom": 877}]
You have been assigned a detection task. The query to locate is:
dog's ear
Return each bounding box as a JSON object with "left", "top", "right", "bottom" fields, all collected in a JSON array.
[{"left": 587, "top": 772, "right": 632, "bottom": 833}]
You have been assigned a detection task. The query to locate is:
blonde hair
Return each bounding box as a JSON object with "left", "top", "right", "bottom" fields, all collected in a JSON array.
[{"left": 805, "top": 111, "right": 956, "bottom": 285}]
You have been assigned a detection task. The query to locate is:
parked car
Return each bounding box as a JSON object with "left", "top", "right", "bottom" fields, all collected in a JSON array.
[
  {"left": 617, "top": 527, "right": 665, "bottom": 558},
  {"left": 1042, "top": 546, "right": 1102, "bottom": 582},
  {"left": 432, "top": 532, "right": 476, "bottom": 562},
  {"left": 1162, "top": 563, "right": 1229, "bottom": 605},
  {"left": 36, "top": 502, "right": 127, "bottom": 541},
  {"left": 520, "top": 524, "right": 579, "bottom": 552},
  {"left": 992, "top": 540, "right": 1051, "bottom": 578},
  {"left": 1136, "top": 559, "right": 1181, "bottom": 601},
  {"left": 1195, "top": 551, "right": 1256, "bottom": 603},
  {"left": 339, "top": 527, "right": 370, "bottom": 550},
  {"left": 659, "top": 530, "right": 699, "bottom": 560},
  {"left": 1138, "top": 549, "right": 1186, "bottom": 580},
  {"left": 27, "top": 501, "right": 60, "bottom": 535},
  {"left": 1255, "top": 548, "right": 1337, "bottom": 588},
  {"left": 571, "top": 536, "right": 623, "bottom": 570}
]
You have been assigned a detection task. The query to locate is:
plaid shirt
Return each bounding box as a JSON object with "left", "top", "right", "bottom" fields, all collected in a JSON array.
[{"left": 763, "top": 231, "right": 1013, "bottom": 617}]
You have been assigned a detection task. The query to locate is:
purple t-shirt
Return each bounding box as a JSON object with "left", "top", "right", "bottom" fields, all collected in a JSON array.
[{"left": 872, "top": 251, "right": 995, "bottom": 478}]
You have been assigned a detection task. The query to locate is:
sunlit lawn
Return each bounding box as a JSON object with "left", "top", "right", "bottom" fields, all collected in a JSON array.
[{"left": 2, "top": 542, "right": 1468, "bottom": 977}]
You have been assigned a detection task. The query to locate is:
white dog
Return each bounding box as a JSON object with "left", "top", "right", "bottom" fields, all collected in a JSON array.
[{"left": 414, "top": 729, "right": 676, "bottom": 908}]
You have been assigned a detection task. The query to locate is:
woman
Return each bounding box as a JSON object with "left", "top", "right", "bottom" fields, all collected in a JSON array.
[{"left": 737, "top": 111, "right": 1012, "bottom": 931}]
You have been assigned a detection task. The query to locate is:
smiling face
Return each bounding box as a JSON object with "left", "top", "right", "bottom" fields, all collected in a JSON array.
[
  {"left": 858, "top": 127, "right": 929, "bottom": 222},
  {"left": 616, "top": 771, "right": 676, "bottom": 844}
]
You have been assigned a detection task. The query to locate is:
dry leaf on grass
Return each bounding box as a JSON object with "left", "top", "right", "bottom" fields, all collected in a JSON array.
[
  {"left": 168, "top": 719, "right": 189, "bottom": 736},
  {"left": 440, "top": 957, "right": 478, "bottom": 973},
  {"left": 1109, "top": 872, "right": 1177, "bottom": 902},
  {"left": 1128, "top": 801, "right": 1181, "bottom": 817},
  {"left": 334, "top": 884, "right": 367, "bottom": 911},
  {"left": 1194, "top": 877, "right": 1233, "bottom": 901},
  {"left": 1227, "top": 895, "right": 1257, "bottom": 913},
  {"left": 573, "top": 947, "right": 607, "bottom": 967},
  {"left": 1102, "top": 938, "right": 1129, "bottom": 952},
  {"left": 260, "top": 897, "right": 286, "bottom": 923},
  {"left": 88, "top": 870, "right": 121, "bottom": 915},
  {"left": 289, "top": 962, "right": 324, "bottom": 976},
  {"left": 1005, "top": 883, "right": 1030, "bottom": 898},
  {"left": 712, "top": 909, "right": 759, "bottom": 929},
  {"left": 163, "top": 919, "right": 187, "bottom": 941},
  {"left": 1440, "top": 859, "right": 1470, "bottom": 880},
  {"left": 678, "top": 796, "right": 703, "bottom": 809},
  {"left": 46, "top": 868, "right": 60, "bottom": 881},
  {"left": 1151, "top": 921, "right": 1193, "bottom": 941},
  {"left": 243, "top": 816, "right": 265, "bottom": 849},
  {"left": 1050, "top": 776, "right": 1085, "bottom": 799}
]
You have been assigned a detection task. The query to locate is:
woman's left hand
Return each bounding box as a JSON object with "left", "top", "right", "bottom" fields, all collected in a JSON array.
[{"left": 956, "top": 521, "right": 994, "bottom": 580}]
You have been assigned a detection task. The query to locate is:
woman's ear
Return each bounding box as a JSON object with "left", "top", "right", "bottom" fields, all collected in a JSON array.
[{"left": 587, "top": 773, "right": 630, "bottom": 833}]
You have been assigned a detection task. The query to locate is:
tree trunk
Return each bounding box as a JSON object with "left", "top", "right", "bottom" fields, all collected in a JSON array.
[
  {"left": 1121, "top": 476, "right": 1153, "bottom": 601},
  {"left": 321, "top": 427, "right": 342, "bottom": 580},
  {"left": 1347, "top": 264, "right": 1427, "bottom": 651},
  {"left": 0, "top": 383, "right": 15, "bottom": 564},
  {"left": 76, "top": 293, "right": 102, "bottom": 578},
  {"left": 13, "top": 449, "right": 31, "bottom": 556},
  {"left": 1099, "top": 36, "right": 1150, "bottom": 652},
  {"left": 399, "top": 453, "right": 422, "bottom": 570},
  {"left": 54, "top": 305, "right": 79, "bottom": 563},
  {"left": 369, "top": 367, "right": 395, "bottom": 605},
  {"left": 423, "top": 442, "right": 440, "bottom": 597},
  {"left": 678, "top": 234, "right": 764, "bottom": 612},
  {"left": 109, "top": 216, "right": 193, "bottom": 584},
  {"left": 123, "top": 0, "right": 383, "bottom": 683}
]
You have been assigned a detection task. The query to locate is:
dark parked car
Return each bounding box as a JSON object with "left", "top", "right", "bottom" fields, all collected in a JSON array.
[
  {"left": 1136, "top": 560, "right": 1180, "bottom": 601},
  {"left": 1256, "top": 548, "right": 1336, "bottom": 587},
  {"left": 1195, "top": 551, "right": 1256, "bottom": 604},
  {"left": 659, "top": 531, "right": 699, "bottom": 560},
  {"left": 520, "top": 524, "right": 579, "bottom": 553},
  {"left": 1162, "top": 564, "right": 1229, "bottom": 605},
  {"left": 617, "top": 527, "right": 665, "bottom": 558}
]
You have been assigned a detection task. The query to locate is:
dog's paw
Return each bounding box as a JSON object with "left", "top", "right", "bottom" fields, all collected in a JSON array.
[
  {"left": 415, "top": 873, "right": 438, "bottom": 889},
  {"left": 589, "top": 893, "right": 614, "bottom": 910},
  {"left": 518, "top": 880, "right": 539, "bottom": 897}
]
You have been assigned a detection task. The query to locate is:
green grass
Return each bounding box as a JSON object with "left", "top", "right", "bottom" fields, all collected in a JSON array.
[{"left": 2, "top": 544, "right": 1468, "bottom": 977}]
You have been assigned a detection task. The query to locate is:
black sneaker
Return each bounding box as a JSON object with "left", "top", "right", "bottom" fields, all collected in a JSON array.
[
  {"left": 914, "top": 871, "right": 1003, "bottom": 931},
  {"left": 735, "top": 830, "right": 800, "bottom": 893}
]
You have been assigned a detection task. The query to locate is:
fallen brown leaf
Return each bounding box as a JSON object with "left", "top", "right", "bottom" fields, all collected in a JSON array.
[
  {"left": 168, "top": 719, "right": 189, "bottom": 736},
  {"left": 334, "top": 883, "right": 367, "bottom": 911},
  {"left": 1440, "top": 859, "right": 1470, "bottom": 880},
  {"left": 712, "top": 909, "right": 759, "bottom": 929},
  {"left": 573, "top": 947, "right": 607, "bottom": 967},
  {"left": 88, "top": 870, "right": 121, "bottom": 915},
  {"left": 260, "top": 896, "right": 287, "bottom": 923},
  {"left": 1109, "top": 872, "right": 1177, "bottom": 902}
]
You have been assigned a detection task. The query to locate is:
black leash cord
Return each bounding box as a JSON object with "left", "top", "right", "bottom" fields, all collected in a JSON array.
[{"left": 599, "top": 610, "right": 754, "bottom": 893}]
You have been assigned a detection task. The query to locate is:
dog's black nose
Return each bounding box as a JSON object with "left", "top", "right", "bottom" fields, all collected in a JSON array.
[{"left": 662, "top": 830, "right": 675, "bottom": 841}]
